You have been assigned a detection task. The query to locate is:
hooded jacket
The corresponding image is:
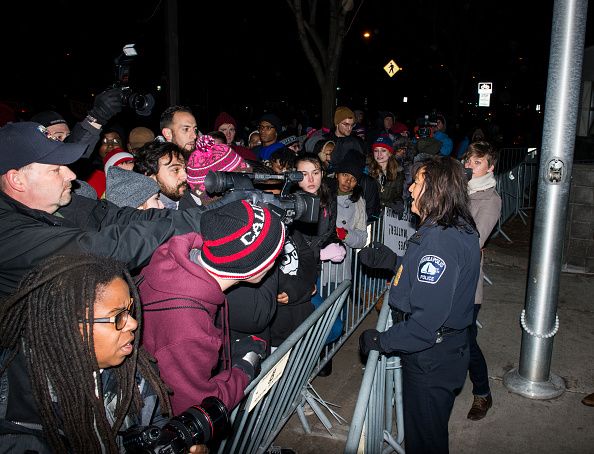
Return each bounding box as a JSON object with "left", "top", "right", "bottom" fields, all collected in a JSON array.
[{"left": 139, "top": 232, "right": 249, "bottom": 415}]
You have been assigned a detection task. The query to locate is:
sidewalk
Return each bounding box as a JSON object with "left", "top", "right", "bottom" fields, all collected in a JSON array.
[{"left": 275, "top": 214, "right": 594, "bottom": 453}]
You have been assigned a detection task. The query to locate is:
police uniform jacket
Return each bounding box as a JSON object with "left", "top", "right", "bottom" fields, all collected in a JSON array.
[{"left": 378, "top": 221, "right": 480, "bottom": 354}]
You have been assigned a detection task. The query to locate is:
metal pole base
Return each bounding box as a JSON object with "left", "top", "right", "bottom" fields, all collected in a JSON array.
[{"left": 503, "top": 368, "right": 566, "bottom": 400}]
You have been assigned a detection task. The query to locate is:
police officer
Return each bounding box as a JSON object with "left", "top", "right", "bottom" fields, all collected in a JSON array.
[{"left": 359, "top": 156, "right": 481, "bottom": 454}]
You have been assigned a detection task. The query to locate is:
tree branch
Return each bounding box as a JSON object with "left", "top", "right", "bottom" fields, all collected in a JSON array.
[{"left": 290, "top": 0, "right": 326, "bottom": 88}]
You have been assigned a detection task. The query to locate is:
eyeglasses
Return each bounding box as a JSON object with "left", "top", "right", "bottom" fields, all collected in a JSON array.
[
  {"left": 80, "top": 299, "right": 134, "bottom": 330},
  {"left": 102, "top": 137, "right": 123, "bottom": 146},
  {"left": 258, "top": 124, "right": 275, "bottom": 131}
]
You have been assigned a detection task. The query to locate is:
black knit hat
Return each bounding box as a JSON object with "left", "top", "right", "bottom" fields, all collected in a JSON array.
[
  {"left": 259, "top": 113, "right": 282, "bottom": 132},
  {"left": 199, "top": 200, "right": 285, "bottom": 279},
  {"left": 333, "top": 149, "right": 364, "bottom": 182}
]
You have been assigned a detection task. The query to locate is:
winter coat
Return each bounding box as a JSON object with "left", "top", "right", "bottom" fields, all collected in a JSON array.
[
  {"left": 376, "top": 171, "right": 404, "bottom": 213},
  {"left": 0, "top": 348, "right": 166, "bottom": 453},
  {"left": 469, "top": 186, "right": 502, "bottom": 305},
  {"left": 270, "top": 230, "right": 317, "bottom": 346},
  {"left": 321, "top": 193, "right": 368, "bottom": 284},
  {"left": 139, "top": 232, "right": 249, "bottom": 415},
  {"left": 227, "top": 267, "right": 279, "bottom": 346},
  {"left": 0, "top": 191, "right": 202, "bottom": 297},
  {"left": 293, "top": 188, "right": 338, "bottom": 265}
]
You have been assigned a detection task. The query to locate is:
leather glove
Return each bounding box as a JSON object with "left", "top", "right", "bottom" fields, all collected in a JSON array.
[
  {"left": 88, "top": 88, "right": 123, "bottom": 125},
  {"left": 231, "top": 335, "right": 266, "bottom": 380},
  {"left": 319, "top": 243, "right": 346, "bottom": 263},
  {"left": 359, "top": 242, "right": 398, "bottom": 271},
  {"left": 359, "top": 329, "right": 381, "bottom": 356},
  {"left": 336, "top": 227, "right": 348, "bottom": 241}
]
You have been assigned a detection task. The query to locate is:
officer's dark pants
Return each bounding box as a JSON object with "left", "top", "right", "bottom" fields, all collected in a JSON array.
[
  {"left": 469, "top": 304, "right": 491, "bottom": 396},
  {"left": 401, "top": 330, "right": 469, "bottom": 454}
]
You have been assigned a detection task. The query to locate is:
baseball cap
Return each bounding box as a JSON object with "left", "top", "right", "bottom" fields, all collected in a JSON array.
[
  {"left": 30, "top": 111, "right": 67, "bottom": 128},
  {"left": 0, "top": 122, "right": 87, "bottom": 174}
]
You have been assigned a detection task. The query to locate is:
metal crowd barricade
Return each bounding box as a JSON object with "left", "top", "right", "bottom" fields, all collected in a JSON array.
[
  {"left": 314, "top": 215, "right": 390, "bottom": 376},
  {"left": 216, "top": 280, "right": 351, "bottom": 454},
  {"left": 345, "top": 286, "right": 405, "bottom": 454},
  {"left": 493, "top": 147, "right": 539, "bottom": 241}
]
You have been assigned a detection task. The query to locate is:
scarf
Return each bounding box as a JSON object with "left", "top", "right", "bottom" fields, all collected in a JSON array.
[{"left": 468, "top": 172, "right": 496, "bottom": 195}]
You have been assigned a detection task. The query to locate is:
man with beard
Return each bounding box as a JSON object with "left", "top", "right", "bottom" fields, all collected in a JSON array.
[
  {"left": 160, "top": 105, "right": 199, "bottom": 159},
  {"left": 0, "top": 122, "right": 203, "bottom": 297},
  {"left": 134, "top": 140, "right": 189, "bottom": 209}
]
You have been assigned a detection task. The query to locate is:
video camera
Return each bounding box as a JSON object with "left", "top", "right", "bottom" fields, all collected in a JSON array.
[
  {"left": 414, "top": 114, "right": 437, "bottom": 139},
  {"left": 114, "top": 44, "right": 155, "bottom": 116},
  {"left": 204, "top": 170, "right": 320, "bottom": 225},
  {"left": 123, "top": 396, "right": 229, "bottom": 453}
]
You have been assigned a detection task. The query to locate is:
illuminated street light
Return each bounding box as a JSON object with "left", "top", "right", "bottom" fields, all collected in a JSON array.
[{"left": 363, "top": 31, "right": 371, "bottom": 39}]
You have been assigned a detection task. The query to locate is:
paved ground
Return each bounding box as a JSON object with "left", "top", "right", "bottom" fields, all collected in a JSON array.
[{"left": 273, "top": 214, "right": 594, "bottom": 453}]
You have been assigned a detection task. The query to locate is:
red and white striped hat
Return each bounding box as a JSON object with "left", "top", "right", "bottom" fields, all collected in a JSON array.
[{"left": 103, "top": 148, "right": 134, "bottom": 174}]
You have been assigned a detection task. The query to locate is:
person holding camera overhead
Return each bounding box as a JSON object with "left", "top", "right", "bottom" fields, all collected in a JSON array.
[{"left": 0, "top": 254, "right": 207, "bottom": 453}]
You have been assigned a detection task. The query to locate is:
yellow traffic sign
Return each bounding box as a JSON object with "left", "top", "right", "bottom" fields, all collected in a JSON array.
[{"left": 384, "top": 60, "right": 401, "bottom": 77}]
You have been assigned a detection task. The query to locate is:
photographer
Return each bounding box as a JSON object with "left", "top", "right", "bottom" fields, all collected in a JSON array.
[
  {"left": 30, "top": 87, "right": 122, "bottom": 154},
  {"left": 0, "top": 254, "right": 206, "bottom": 454},
  {"left": 139, "top": 199, "right": 285, "bottom": 415}
]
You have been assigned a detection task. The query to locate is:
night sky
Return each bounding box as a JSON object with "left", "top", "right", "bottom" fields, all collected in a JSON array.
[{"left": 2, "top": 0, "right": 592, "bottom": 143}]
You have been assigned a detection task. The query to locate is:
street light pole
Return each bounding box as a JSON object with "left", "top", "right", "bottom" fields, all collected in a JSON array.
[{"left": 503, "top": 0, "right": 589, "bottom": 399}]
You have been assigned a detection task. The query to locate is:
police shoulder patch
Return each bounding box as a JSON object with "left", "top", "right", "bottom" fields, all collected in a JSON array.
[{"left": 417, "top": 255, "right": 446, "bottom": 284}]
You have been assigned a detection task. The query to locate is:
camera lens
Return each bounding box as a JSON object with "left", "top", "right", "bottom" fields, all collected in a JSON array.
[{"left": 163, "top": 397, "right": 229, "bottom": 445}]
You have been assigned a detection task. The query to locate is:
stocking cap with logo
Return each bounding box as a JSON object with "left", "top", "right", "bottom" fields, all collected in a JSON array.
[{"left": 199, "top": 199, "right": 285, "bottom": 279}]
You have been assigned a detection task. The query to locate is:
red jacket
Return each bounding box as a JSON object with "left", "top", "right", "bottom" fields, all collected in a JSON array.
[{"left": 139, "top": 232, "right": 249, "bottom": 414}]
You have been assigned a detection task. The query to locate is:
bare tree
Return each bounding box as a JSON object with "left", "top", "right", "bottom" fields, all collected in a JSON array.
[{"left": 286, "top": 0, "right": 361, "bottom": 127}]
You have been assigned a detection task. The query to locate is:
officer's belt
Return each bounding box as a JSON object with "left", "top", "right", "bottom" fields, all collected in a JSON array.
[
  {"left": 393, "top": 309, "right": 468, "bottom": 343},
  {"left": 393, "top": 309, "right": 410, "bottom": 323},
  {"left": 435, "top": 326, "right": 468, "bottom": 343}
]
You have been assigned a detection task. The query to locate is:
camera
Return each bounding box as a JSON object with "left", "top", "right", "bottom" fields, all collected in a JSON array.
[
  {"left": 114, "top": 44, "right": 155, "bottom": 116},
  {"left": 414, "top": 114, "right": 437, "bottom": 139},
  {"left": 204, "top": 170, "right": 320, "bottom": 224},
  {"left": 122, "top": 396, "right": 229, "bottom": 453}
]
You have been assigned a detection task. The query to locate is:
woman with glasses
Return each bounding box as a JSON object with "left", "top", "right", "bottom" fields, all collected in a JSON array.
[
  {"left": 0, "top": 254, "right": 205, "bottom": 453},
  {"left": 81, "top": 126, "right": 127, "bottom": 198}
]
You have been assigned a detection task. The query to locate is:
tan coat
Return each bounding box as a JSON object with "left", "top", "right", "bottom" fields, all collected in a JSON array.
[{"left": 469, "top": 186, "right": 502, "bottom": 304}]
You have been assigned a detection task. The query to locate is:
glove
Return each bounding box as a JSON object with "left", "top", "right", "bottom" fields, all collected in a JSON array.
[
  {"left": 231, "top": 335, "right": 267, "bottom": 380},
  {"left": 359, "top": 329, "right": 381, "bottom": 356},
  {"left": 319, "top": 243, "right": 346, "bottom": 263},
  {"left": 336, "top": 227, "right": 348, "bottom": 241},
  {"left": 359, "top": 242, "right": 398, "bottom": 271},
  {"left": 88, "top": 88, "right": 123, "bottom": 125}
]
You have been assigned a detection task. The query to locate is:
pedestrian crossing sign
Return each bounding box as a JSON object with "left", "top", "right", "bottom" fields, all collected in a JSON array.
[{"left": 384, "top": 60, "right": 401, "bottom": 77}]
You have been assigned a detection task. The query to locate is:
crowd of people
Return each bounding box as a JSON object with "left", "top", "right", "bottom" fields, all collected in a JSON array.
[{"left": 0, "top": 90, "right": 504, "bottom": 453}]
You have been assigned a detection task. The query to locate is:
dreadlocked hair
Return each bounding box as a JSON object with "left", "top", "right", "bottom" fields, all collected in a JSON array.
[{"left": 0, "top": 254, "right": 172, "bottom": 453}]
